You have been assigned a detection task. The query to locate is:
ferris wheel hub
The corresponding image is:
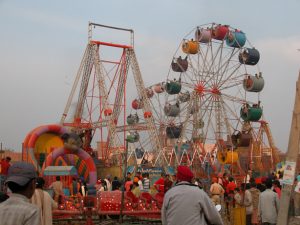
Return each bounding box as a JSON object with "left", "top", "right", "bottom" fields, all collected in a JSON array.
[
  {"left": 210, "top": 86, "right": 221, "bottom": 95},
  {"left": 194, "top": 83, "right": 205, "bottom": 95}
]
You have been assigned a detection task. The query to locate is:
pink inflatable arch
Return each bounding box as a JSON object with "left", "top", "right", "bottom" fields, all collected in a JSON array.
[
  {"left": 43, "top": 147, "right": 97, "bottom": 185},
  {"left": 22, "top": 124, "right": 67, "bottom": 171}
]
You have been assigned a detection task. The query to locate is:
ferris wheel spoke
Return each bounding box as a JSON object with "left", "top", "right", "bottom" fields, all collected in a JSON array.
[
  {"left": 202, "top": 41, "right": 225, "bottom": 86},
  {"left": 222, "top": 99, "right": 242, "bottom": 121},
  {"left": 215, "top": 41, "right": 228, "bottom": 86},
  {"left": 151, "top": 92, "right": 165, "bottom": 122},
  {"left": 209, "top": 51, "right": 240, "bottom": 87},
  {"left": 199, "top": 95, "right": 216, "bottom": 144},
  {"left": 187, "top": 56, "right": 202, "bottom": 83},
  {"left": 222, "top": 93, "right": 255, "bottom": 105},
  {"left": 219, "top": 77, "right": 244, "bottom": 91},
  {"left": 219, "top": 95, "right": 236, "bottom": 135},
  {"left": 216, "top": 48, "right": 240, "bottom": 85},
  {"left": 178, "top": 94, "right": 197, "bottom": 137},
  {"left": 181, "top": 80, "right": 195, "bottom": 90},
  {"left": 209, "top": 41, "right": 229, "bottom": 82},
  {"left": 217, "top": 63, "right": 243, "bottom": 88},
  {"left": 199, "top": 43, "right": 213, "bottom": 78}
]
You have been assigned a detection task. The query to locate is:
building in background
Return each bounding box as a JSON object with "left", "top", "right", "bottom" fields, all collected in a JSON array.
[{"left": 0, "top": 150, "right": 22, "bottom": 163}]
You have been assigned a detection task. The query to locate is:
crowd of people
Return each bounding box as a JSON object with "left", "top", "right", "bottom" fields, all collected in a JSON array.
[
  {"left": 94, "top": 171, "right": 173, "bottom": 197},
  {"left": 1, "top": 158, "right": 300, "bottom": 225},
  {"left": 206, "top": 171, "right": 300, "bottom": 225},
  {"left": 92, "top": 167, "right": 223, "bottom": 225},
  {"left": 0, "top": 160, "right": 94, "bottom": 225},
  {"left": 91, "top": 168, "right": 300, "bottom": 225}
]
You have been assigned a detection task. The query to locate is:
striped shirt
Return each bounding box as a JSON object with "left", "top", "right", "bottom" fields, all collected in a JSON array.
[
  {"left": 143, "top": 178, "right": 150, "bottom": 191},
  {"left": 0, "top": 193, "right": 40, "bottom": 225}
]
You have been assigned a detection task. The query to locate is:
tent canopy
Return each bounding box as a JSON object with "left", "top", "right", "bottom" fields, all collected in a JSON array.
[{"left": 43, "top": 166, "right": 78, "bottom": 176}]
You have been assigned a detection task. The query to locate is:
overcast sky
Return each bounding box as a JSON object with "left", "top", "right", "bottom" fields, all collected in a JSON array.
[{"left": 0, "top": 0, "right": 299, "bottom": 153}]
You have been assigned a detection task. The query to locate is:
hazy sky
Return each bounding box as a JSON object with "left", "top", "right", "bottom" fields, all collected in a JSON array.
[{"left": 0, "top": 0, "right": 299, "bottom": 152}]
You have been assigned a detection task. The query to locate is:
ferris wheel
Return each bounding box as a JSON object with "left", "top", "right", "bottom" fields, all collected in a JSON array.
[
  {"left": 131, "top": 23, "right": 265, "bottom": 171},
  {"left": 166, "top": 23, "right": 264, "bottom": 169}
]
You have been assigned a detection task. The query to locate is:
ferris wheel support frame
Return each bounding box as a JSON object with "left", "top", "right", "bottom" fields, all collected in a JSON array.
[
  {"left": 60, "top": 22, "right": 162, "bottom": 169},
  {"left": 61, "top": 22, "right": 134, "bottom": 125},
  {"left": 128, "top": 49, "right": 164, "bottom": 166}
]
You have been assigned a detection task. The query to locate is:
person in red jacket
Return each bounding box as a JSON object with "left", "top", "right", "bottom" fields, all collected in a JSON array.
[
  {"left": 226, "top": 177, "right": 237, "bottom": 194},
  {"left": 164, "top": 174, "right": 173, "bottom": 193},
  {"left": 154, "top": 173, "right": 165, "bottom": 193},
  {"left": 0, "top": 157, "right": 11, "bottom": 175},
  {"left": 272, "top": 180, "right": 281, "bottom": 198},
  {"left": 221, "top": 172, "right": 229, "bottom": 189}
]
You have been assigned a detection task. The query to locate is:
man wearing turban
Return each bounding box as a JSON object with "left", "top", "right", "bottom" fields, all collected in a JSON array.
[{"left": 162, "top": 166, "right": 223, "bottom": 225}]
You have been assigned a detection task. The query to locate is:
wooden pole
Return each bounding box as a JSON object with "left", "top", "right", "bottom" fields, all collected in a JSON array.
[
  {"left": 277, "top": 72, "right": 300, "bottom": 225},
  {"left": 119, "top": 139, "right": 129, "bottom": 223}
]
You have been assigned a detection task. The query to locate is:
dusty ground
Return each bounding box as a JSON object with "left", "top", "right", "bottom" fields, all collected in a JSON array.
[
  {"left": 289, "top": 217, "right": 300, "bottom": 225},
  {"left": 54, "top": 216, "right": 300, "bottom": 225},
  {"left": 53, "top": 217, "right": 162, "bottom": 225}
]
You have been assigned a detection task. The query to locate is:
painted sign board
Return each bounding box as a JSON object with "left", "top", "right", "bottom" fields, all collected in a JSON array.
[{"left": 282, "top": 161, "right": 297, "bottom": 185}]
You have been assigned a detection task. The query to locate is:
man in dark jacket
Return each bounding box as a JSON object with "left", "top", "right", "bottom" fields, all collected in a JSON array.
[{"left": 111, "top": 176, "right": 121, "bottom": 190}]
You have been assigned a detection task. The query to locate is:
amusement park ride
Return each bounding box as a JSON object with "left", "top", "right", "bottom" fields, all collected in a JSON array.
[
  {"left": 21, "top": 22, "right": 281, "bottom": 222},
  {"left": 59, "top": 22, "right": 162, "bottom": 168},
  {"left": 129, "top": 23, "right": 280, "bottom": 177}
]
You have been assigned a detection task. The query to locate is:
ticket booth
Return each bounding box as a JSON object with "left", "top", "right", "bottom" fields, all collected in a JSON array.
[{"left": 43, "top": 166, "right": 78, "bottom": 196}]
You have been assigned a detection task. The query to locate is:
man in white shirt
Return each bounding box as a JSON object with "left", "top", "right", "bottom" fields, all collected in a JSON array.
[
  {"left": 31, "top": 177, "right": 57, "bottom": 225},
  {"left": 49, "top": 176, "right": 63, "bottom": 202},
  {"left": 258, "top": 179, "right": 279, "bottom": 225},
  {"left": 0, "top": 162, "right": 40, "bottom": 225},
  {"left": 243, "top": 184, "right": 253, "bottom": 225},
  {"left": 244, "top": 170, "right": 252, "bottom": 184},
  {"left": 210, "top": 177, "right": 225, "bottom": 205},
  {"left": 104, "top": 175, "right": 112, "bottom": 191}
]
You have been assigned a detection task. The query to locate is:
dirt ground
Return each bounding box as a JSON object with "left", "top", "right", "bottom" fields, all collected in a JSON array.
[
  {"left": 289, "top": 217, "right": 300, "bottom": 225},
  {"left": 53, "top": 217, "right": 162, "bottom": 225},
  {"left": 54, "top": 215, "right": 300, "bottom": 225}
]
